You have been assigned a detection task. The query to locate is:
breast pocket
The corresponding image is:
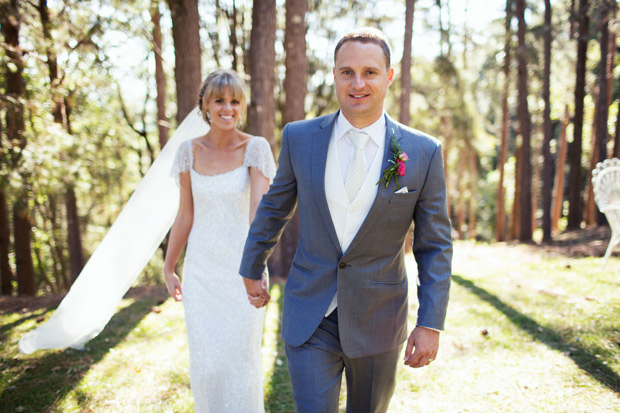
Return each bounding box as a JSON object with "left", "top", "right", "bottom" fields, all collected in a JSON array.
[{"left": 388, "top": 190, "right": 419, "bottom": 205}]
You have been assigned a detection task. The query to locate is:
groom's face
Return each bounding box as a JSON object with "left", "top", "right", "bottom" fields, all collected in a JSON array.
[{"left": 333, "top": 41, "right": 394, "bottom": 128}]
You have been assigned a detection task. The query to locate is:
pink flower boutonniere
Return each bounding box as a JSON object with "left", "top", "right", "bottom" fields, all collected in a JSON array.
[{"left": 377, "top": 129, "right": 408, "bottom": 188}]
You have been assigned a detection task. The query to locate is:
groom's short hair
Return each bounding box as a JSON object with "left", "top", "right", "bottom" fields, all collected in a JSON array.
[{"left": 334, "top": 28, "right": 391, "bottom": 68}]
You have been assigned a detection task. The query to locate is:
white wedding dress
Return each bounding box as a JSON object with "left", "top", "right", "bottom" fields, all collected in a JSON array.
[{"left": 172, "top": 137, "right": 275, "bottom": 413}]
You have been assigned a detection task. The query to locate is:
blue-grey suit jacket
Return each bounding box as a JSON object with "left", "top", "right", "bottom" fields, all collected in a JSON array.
[{"left": 240, "top": 111, "right": 452, "bottom": 358}]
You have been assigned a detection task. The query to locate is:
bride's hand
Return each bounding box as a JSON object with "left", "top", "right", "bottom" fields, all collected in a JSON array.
[
  {"left": 164, "top": 272, "right": 183, "bottom": 301},
  {"left": 244, "top": 271, "right": 270, "bottom": 309},
  {"left": 260, "top": 270, "right": 269, "bottom": 292}
]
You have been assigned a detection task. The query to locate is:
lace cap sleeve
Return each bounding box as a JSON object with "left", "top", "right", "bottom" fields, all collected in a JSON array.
[
  {"left": 171, "top": 140, "right": 193, "bottom": 185},
  {"left": 245, "top": 137, "right": 276, "bottom": 180}
]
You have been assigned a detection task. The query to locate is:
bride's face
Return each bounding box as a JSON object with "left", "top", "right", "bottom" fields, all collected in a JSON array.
[{"left": 203, "top": 88, "right": 242, "bottom": 131}]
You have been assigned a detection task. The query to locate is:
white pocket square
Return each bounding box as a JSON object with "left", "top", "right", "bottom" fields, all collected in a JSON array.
[{"left": 394, "top": 187, "right": 409, "bottom": 194}]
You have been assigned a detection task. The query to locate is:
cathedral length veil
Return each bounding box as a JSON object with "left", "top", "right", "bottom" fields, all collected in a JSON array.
[{"left": 18, "top": 107, "right": 209, "bottom": 354}]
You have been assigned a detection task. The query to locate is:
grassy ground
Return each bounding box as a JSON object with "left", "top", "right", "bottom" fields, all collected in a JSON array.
[{"left": 1, "top": 241, "right": 619, "bottom": 412}]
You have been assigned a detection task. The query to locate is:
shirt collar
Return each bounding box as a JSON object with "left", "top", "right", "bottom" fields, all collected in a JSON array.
[{"left": 335, "top": 111, "right": 386, "bottom": 146}]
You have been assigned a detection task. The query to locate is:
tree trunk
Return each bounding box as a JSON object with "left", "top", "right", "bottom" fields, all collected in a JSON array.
[
  {"left": 615, "top": 97, "right": 620, "bottom": 158},
  {"left": 1, "top": 0, "right": 26, "bottom": 159},
  {"left": 435, "top": 0, "right": 451, "bottom": 56},
  {"left": 268, "top": 0, "right": 307, "bottom": 280},
  {"left": 510, "top": 143, "right": 522, "bottom": 240},
  {"left": 598, "top": 2, "right": 614, "bottom": 163},
  {"left": 34, "top": 197, "right": 64, "bottom": 291},
  {"left": 532, "top": 127, "right": 542, "bottom": 235},
  {"left": 151, "top": 0, "right": 170, "bottom": 148},
  {"left": 456, "top": 178, "right": 465, "bottom": 240},
  {"left": 570, "top": 0, "right": 577, "bottom": 39},
  {"left": 247, "top": 0, "right": 275, "bottom": 133},
  {"left": 468, "top": 151, "right": 477, "bottom": 240},
  {"left": 282, "top": 0, "right": 307, "bottom": 126},
  {"left": 49, "top": 196, "right": 70, "bottom": 289},
  {"left": 32, "top": 238, "right": 56, "bottom": 293},
  {"left": 584, "top": 85, "right": 599, "bottom": 226},
  {"left": 551, "top": 105, "right": 569, "bottom": 232},
  {"left": 2, "top": 0, "right": 36, "bottom": 295},
  {"left": 152, "top": 0, "right": 172, "bottom": 261},
  {"left": 541, "top": 0, "right": 553, "bottom": 242},
  {"left": 65, "top": 185, "right": 84, "bottom": 282},
  {"left": 468, "top": 197, "right": 477, "bottom": 240},
  {"left": 595, "top": 4, "right": 613, "bottom": 226},
  {"left": 610, "top": 34, "right": 619, "bottom": 158},
  {"left": 167, "top": 0, "right": 202, "bottom": 123},
  {"left": 399, "top": 0, "right": 416, "bottom": 125},
  {"left": 229, "top": 0, "right": 240, "bottom": 72},
  {"left": 516, "top": 0, "right": 532, "bottom": 242},
  {"left": 567, "top": 0, "right": 589, "bottom": 230},
  {"left": 0, "top": 188, "right": 13, "bottom": 295},
  {"left": 37, "top": 0, "right": 63, "bottom": 124},
  {"left": 0, "top": 93, "right": 12, "bottom": 295},
  {"left": 247, "top": 0, "right": 277, "bottom": 147},
  {"left": 441, "top": 116, "right": 452, "bottom": 215},
  {"left": 585, "top": 5, "right": 613, "bottom": 227},
  {"left": 496, "top": 0, "right": 512, "bottom": 242},
  {"left": 13, "top": 198, "right": 35, "bottom": 296},
  {"left": 242, "top": 10, "right": 251, "bottom": 77}
]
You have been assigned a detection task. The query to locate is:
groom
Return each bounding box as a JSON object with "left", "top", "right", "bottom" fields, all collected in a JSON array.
[{"left": 240, "top": 28, "right": 452, "bottom": 412}]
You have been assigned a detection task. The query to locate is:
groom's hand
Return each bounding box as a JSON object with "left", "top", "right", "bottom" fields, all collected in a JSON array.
[
  {"left": 243, "top": 272, "right": 270, "bottom": 309},
  {"left": 404, "top": 326, "right": 439, "bottom": 368}
]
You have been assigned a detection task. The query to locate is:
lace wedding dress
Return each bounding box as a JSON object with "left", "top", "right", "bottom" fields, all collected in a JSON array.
[{"left": 172, "top": 137, "right": 276, "bottom": 413}]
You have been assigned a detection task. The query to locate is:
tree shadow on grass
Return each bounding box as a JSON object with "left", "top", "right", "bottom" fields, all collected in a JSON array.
[
  {"left": 0, "top": 288, "right": 166, "bottom": 411},
  {"left": 452, "top": 274, "right": 620, "bottom": 394},
  {"left": 0, "top": 311, "right": 46, "bottom": 339},
  {"left": 264, "top": 282, "right": 295, "bottom": 412}
]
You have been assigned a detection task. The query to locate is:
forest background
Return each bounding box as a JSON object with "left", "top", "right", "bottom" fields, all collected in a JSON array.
[{"left": 0, "top": 0, "right": 618, "bottom": 297}]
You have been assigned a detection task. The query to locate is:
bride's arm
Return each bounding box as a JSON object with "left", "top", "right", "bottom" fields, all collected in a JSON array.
[
  {"left": 249, "top": 167, "right": 270, "bottom": 224},
  {"left": 163, "top": 171, "right": 194, "bottom": 301}
]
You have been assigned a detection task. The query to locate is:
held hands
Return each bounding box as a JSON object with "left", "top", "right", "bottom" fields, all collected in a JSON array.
[
  {"left": 164, "top": 272, "right": 183, "bottom": 302},
  {"left": 244, "top": 271, "right": 270, "bottom": 309},
  {"left": 404, "top": 326, "right": 440, "bottom": 368}
]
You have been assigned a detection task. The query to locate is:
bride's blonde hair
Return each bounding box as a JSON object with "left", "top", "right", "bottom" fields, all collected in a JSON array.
[{"left": 197, "top": 70, "right": 247, "bottom": 126}]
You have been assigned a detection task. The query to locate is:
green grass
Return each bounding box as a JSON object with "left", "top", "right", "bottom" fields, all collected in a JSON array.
[{"left": 1, "top": 241, "right": 620, "bottom": 412}]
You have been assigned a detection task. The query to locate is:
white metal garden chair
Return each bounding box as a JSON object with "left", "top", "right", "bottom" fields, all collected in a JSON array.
[{"left": 592, "top": 158, "right": 620, "bottom": 269}]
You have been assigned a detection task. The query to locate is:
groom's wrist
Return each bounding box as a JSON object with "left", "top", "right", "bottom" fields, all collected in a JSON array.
[
  {"left": 416, "top": 324, "right": 442, "bottom": 333},
  {"left": 239, "top": 271, "right": 262, "bottom": 281}
]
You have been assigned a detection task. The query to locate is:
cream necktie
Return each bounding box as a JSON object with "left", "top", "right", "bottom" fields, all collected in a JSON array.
[{"left": 344, "top": 129, "right": 370, "bottom": 203}]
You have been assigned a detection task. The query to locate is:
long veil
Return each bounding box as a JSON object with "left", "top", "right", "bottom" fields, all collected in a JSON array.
[{"left": 18, "top": 107, "right": 209, "bottom": 354}]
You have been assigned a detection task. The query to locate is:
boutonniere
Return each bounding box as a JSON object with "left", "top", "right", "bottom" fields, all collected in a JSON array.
[{"left": 377, "top": 129, "right": 408, "bottom": 188}]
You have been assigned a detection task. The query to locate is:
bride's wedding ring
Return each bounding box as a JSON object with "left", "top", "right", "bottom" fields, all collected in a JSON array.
[{"left": 428, "top": 358, "right": 434, "bottom": 362}]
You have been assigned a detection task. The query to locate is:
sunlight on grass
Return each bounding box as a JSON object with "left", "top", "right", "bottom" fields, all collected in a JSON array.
[
  {"left": 2, "top": 243, "right": 620, "bottom": 412},
  {"left": 63, "top": 296, "right": 193, "bottom": 412},
  {"left": 389, "top": 242, "right": 620, "bottom": 412}
]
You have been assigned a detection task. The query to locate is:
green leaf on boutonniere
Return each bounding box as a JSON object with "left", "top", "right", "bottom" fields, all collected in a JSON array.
[{"left": 377, "top": 129, "right": 408, "bottom": 189}]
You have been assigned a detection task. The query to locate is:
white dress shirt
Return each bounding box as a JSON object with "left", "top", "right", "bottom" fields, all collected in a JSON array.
[
  {"left": 336, "top": 112, "right": 384, "bottom": 185},
  {"left": 324, "top": 111, "right": 386, "bottom": 316}
]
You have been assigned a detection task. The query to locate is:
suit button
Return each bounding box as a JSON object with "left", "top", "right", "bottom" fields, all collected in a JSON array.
[{"left": 339, "top": 262, "right": 347, "bottom": 269}]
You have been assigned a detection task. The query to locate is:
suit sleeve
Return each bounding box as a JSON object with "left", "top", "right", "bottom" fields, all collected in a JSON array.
[
  {"left": 239, "top": 125, "right": 298, "bottom": 280},
  {"left": 412, "top": 143, "right": 453, "bottom": 330}
]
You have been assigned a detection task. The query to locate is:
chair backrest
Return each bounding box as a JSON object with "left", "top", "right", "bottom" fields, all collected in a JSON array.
[
  {"left": 605, "top": 208, "right": 620, "bottom": 236},
  {"left": 592, "top": 158, "right": 620, "bottom": 213}
]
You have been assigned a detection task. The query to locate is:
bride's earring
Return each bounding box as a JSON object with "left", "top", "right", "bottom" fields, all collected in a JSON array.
[{"left": 206, "top": 111, "right": 212, "bottom": 123}]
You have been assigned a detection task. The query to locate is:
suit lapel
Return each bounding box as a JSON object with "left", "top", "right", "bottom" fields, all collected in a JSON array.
[
  {"left": 343, "top": 114, "right": 401, "bottom": 255},
  {"left": 311, "top": 111, "right": 342, "bottom": 254}
]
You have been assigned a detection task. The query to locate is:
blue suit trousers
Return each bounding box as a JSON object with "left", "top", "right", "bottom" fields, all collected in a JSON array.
[{"left": 285, "top": 310, "right": 403, "bottom": 413}]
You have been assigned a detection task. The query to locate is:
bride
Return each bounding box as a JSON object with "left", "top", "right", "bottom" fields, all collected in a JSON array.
[
  {"left": 19, "top": 69, "right": 276, "bottom": 412},
  {"left": 164, "top": 70, "right": 275, "bottom": 411}
]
